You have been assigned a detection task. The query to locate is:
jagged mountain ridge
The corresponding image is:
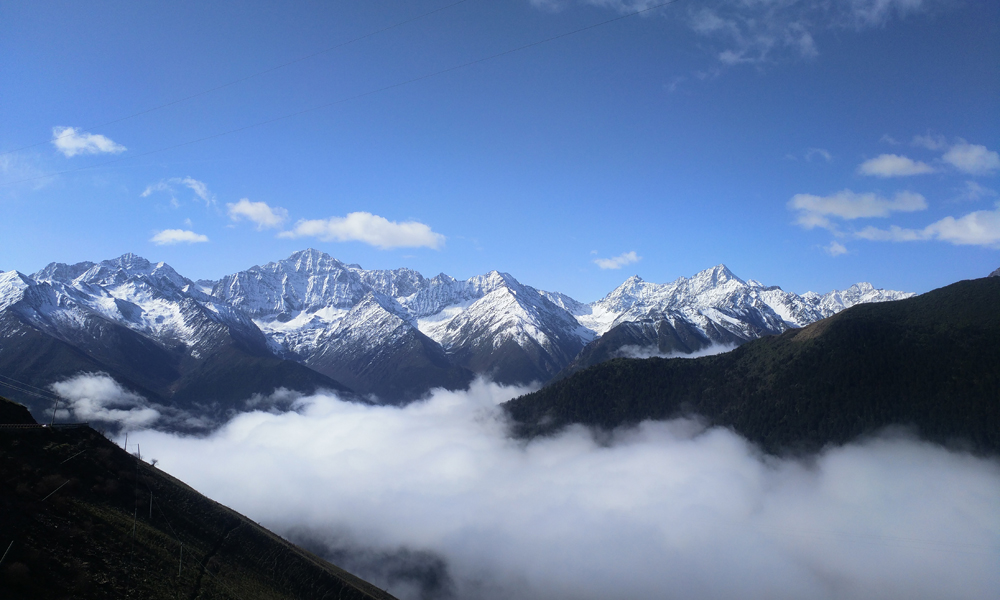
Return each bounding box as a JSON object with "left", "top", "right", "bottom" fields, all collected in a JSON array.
[
  {"left": 0, "top": 254, "right": 348, "bottom": 423},
  {"left": 559, "top": 265, "right": 913, "bottom": 375},
  {"left": 1, "top": 249, "right": 912, "bottom": 413}
]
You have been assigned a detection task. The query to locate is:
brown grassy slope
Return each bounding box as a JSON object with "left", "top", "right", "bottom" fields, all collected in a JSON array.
[{"left": 0, "top": 403, "right": 397, "bottom": 600}]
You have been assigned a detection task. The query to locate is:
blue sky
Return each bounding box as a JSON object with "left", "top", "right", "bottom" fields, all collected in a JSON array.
[{"left": 1, "top": 0, "right": 997, "bottom": 301}]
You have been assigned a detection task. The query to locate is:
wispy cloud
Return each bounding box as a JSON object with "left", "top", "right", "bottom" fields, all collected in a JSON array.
[
  {"left": 856, "top": 203, "right": 1000, "bottom": 248},
  {"left": 51, "top": 126, "right": 126, "bottom": 157},
  {"left": 805, "top": 148, "right": 833, "bottom": 163},
  {"left": 594, "top": 250, "right": 641, "bottom": 270},
  {"left": 279, "top": 212, "right": 445, "bottom": 250},
  {"left": 954, "top": 180, "right": 998, "bottom": 203},
  {"left": 150, "top": 229, "right": 209, "bottom": 245},
  {"left": 0, "top": 153, "right": 54, "bottom": 191},
  {"left": 227, "top": 198, "right": 289, "bottom": 230},
  {"left": 908, "top": 136, "right": 999, "bottom": 175},
  {"left": 942, "top": 141, "right": 1000, "bottom": 176},
  {"left": 825, "top": 240, "right": 848, "bottom": 256},
  {"left": 142, "top": 177, "right": 216, "bottom": 206},
  {"left": 912, "top": 133, "right": 948, "bottom": 150},
  {"left": 544, "top": 0, "right": 946, "bottom": 68},
  {"left": 857, "top": 154, "right": 935, "bottom": 177},
  {"left": 788, "top": 189, "right": 927, "bottom": 231}
]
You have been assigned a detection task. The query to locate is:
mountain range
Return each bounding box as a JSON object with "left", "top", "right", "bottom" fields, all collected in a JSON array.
[
  {"left": 504, "top": 275, "right": 1000, "bottom": 454},
  {"left": 0, "top": 249, "right": 911, "bottom": 422}
]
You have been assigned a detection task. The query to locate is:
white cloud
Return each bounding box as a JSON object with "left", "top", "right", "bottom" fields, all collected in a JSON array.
[
  {"left": 529, "top": 0, "right": 569, "bottom": 11},
  {"left": 149, "top": 229, "right": 210, "bottom": 245},
  {"left": 880, "top": 134, "right": 901, "bottom": 145},
  {"left": 279, "top": 212, "right": 445, "bottom": 250},
  {"left": 227, "top": 198, "right": 289, "bottom": 230},
  {"left": 954, "top": 180, "right": 998, "bottom": 203},
  {"left": 179, "top": 177, "right": 214, "bottom": 205},
  {"left": 557, "top": 0, "right": 943, "bottom": 68},
  {"left": 51, "top": 373, "right": 159, "bottom": 430},
  {"left": 912, "top": 133, "right": 948, "bottom": 150},
  {"left": 788, "top": 189, "right": 927, "bottom": 230},
  {"left": 855, "top": 203, "right": 1000, "bottom": 248},
  {"left": 858, "top": 154, "right": 935, "bottom": 177},
  {"left": 141, "top": 181, "right": 171, "bottom": 198},
  {"left": 805, "top": 148, "right": 832, "bottom": 162},
  {"left": 51, "top": 126, "right": 126, "bottom": 157},
  {"left": 825, "top": 240, "right": 848, "bottom": 256},
  {"left": 141, "top": 177, "right": 215, "bottom": 206},
  {"left": 616, "top": 343, "right": 736, "bottom": 360},
  {"left": 593, "top": 251, "right": 641, "bottom": 270},
  {"left": 850, "top": 0, "right": 933, "bottom": 27},
  {"left": 942, "top": 142, "right": 1000, "bottom": 176},
  {"left": 133, "top": 381, "right": 1000, "bottom": 600}
]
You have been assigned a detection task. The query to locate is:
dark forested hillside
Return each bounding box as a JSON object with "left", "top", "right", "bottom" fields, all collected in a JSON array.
[
  {"left": 504, "top": 277, "right": 1000, "bottom": 454},
  {"left": 0, "top": 400, "right": 397, "bottom": 600}
]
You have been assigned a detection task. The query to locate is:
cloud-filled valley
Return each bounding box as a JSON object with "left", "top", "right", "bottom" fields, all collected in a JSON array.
[{"left": 112, "top": 379, "right": 1000, "bottom": 600}]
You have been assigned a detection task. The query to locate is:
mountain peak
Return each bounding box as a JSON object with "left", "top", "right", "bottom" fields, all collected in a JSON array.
[
  {"left": 0, "top": 271, "right": 35, "bottom": 310},
  {"left": 695, "top": 263, "right": 740, "bottom": 284},
  {"left": 104, "top": 252, "right": 153, "bottom": 271},
  {"left": 282, "top": 248, "right": 343, "bottom": 272},
  {"left": 33, "top": 260, "right": 97, "bottom": 283}
]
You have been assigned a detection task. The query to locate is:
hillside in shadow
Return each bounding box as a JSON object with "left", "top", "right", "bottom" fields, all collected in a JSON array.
[
  {"left": 0, "top": 396, "right": 397, "bottom": 600},
  {"left": 504, "top": 276, "right": 1000, "bottom": 454}
]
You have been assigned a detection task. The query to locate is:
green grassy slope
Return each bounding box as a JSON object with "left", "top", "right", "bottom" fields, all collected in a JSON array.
[
  {"left": 504, "top": 277, "right": 1000, "bottom": 454},
  {"left": 0, "top": 406, "right": 397, "bottom": 600}
]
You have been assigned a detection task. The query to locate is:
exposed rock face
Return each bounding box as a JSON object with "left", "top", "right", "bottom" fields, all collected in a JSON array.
[{"left": 1, "top": 250, "right": 913, "bottom": 413}]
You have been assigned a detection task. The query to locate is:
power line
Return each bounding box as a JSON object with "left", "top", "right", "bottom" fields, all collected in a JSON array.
[
  {"left": 0, "top": 0, "right": 683, "bottom": 188},
  {"left": 0, "top": 377, "right": 62, "bottom": 403},
  {"left": 0, "top": 373, "right": 62, "bottom": 398},
  {"left": 0, "top": 0, "right": 475, "bottom": 160}
]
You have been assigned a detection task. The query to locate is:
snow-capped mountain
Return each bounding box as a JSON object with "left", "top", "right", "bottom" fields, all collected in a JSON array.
[
  {"left": 0, "top": 249, "right": 914, "bottom": 418},
  {"left": 209, "top": 249, "right": 589, "bottom": 395},
  {"left": 0, "top": 254, "right": 346, "bottom": 424},
  {"left": 561, "top": 265, "right": 913, "bottom": 373},
  {"left": 29, "top": 253, "right": 270, "bottom": 356}
]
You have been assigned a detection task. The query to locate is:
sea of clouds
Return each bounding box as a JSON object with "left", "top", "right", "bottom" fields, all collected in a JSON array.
[{"left": 53, "top": 374, "right": 1000, "bottom": 600}]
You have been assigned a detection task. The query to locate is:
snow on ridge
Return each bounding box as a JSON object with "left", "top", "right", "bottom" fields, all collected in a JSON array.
[{"left": 3, "top": 250, "right": 917, "bottom": 382}]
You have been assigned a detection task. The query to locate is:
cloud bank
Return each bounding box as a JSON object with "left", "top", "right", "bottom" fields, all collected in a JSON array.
[
  {"left": 279, "top": 212, "right": 445, "bottom": 249},
  {"left": 788, "top": 189, "right": 927, "bottom": 230},
  {"left": 51, "top": 126, "right": 126, "bottom": 157},
  {"left": 856, "top": 203, "right": 1000, "bottom": 248},
  {"left": 134, "top": 380, "right": 1000, "bottom": 600},
  {"left": 594, "top": 250, "right": 641, "bottom": 270}
]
